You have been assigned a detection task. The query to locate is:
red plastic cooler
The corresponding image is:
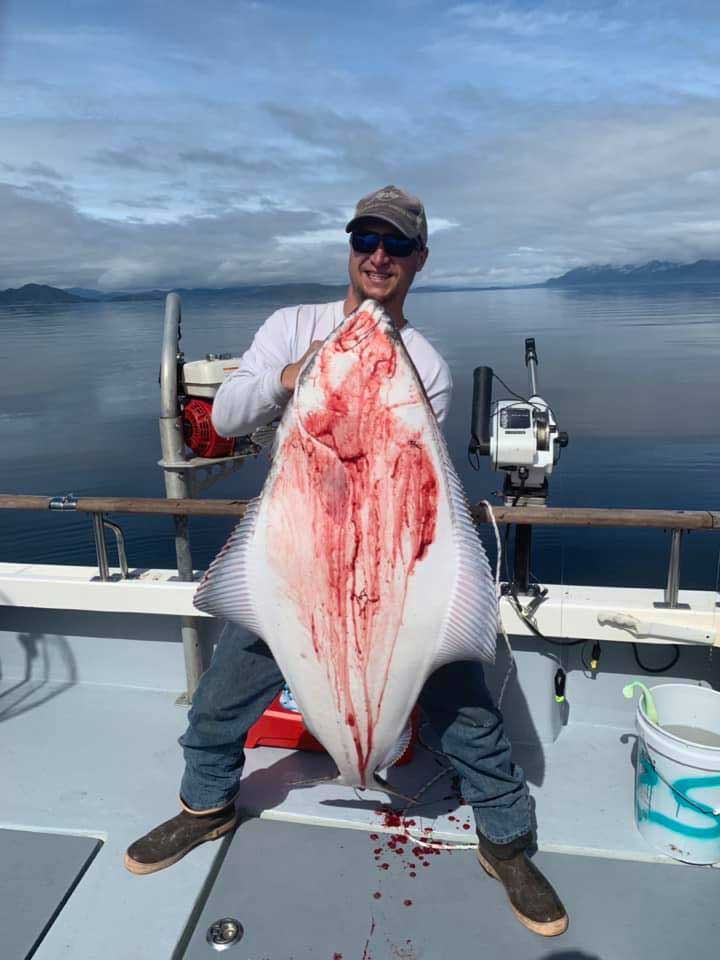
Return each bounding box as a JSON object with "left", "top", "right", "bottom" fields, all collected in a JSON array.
[{"left": 247, "top": 697, "right": 419, "bottom": 766}]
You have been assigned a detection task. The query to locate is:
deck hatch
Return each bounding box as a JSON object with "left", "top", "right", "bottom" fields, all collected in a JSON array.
[
  {"left": 0, "top": 828, "right": 101, "bottom": 959},
  {"left": 181, "top": 817, "right": 719, "bottom": 959}
]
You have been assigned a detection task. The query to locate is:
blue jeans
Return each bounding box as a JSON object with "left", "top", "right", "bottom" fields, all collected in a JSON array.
[{"left": 179, "top": 624, "right": 531, "bottom": 845}]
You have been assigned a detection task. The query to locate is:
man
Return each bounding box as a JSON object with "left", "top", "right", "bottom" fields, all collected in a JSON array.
[{"left": 125, "top": 186, "right": 568, "bottom": 938}]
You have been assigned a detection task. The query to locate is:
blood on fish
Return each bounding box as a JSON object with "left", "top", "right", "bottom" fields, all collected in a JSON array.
[{"left": 267, "top": 308, "right": 438, "bottom": 785}]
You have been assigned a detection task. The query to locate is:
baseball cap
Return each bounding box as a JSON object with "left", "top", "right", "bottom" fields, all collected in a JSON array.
[{"left": 345, "top": 185, "right": 428, "bottom": 248}]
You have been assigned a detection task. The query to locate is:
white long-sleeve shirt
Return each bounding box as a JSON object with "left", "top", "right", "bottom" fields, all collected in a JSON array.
[{"left": 212, "top": 300, "right": 453, "bottom": 437}]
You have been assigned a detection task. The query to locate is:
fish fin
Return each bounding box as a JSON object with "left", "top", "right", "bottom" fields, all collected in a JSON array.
[
  {"left": 381, "top": 315, "right": 497, "bottom": 667},
  {"left": 193, "top": 496, "right": 263, "bottom": 636},
  {"left": 376, "top": 719, "right": 413, "bottom": 771},
  {"left": 432, "top": 449, "right": 498, "bottom": 669}
]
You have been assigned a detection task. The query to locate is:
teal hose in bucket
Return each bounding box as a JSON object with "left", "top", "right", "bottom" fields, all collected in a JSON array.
[{"left": 623, "top": 681, "right": 659, "bottom": 724}]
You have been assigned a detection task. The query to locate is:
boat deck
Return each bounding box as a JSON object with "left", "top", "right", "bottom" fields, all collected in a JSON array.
[
  {"left": 1, "top": 575, "right": 719, "bottom": 958},
  {"left": 2, "top": 666, "right": 718, "bottom": 959}
]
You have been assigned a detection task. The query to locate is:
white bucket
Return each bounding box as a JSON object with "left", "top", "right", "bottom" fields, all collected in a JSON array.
[{"left": 634, "top": 683, "right": 720, "bottom": 864}]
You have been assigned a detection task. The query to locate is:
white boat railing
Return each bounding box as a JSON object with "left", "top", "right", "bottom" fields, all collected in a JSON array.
[{"left": 2, "top": 493, "right": 718, "bottom": 695}]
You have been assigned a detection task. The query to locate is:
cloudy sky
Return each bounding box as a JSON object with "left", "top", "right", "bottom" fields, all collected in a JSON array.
[{"left": 1, "top": 0, "right": 719, "bottom": 290}]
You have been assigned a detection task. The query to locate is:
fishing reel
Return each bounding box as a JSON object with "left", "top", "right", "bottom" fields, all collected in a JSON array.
[
  {"left": 468, "top": 338, "right": 568, "bottom": 597},
  {"left": 469, "top": 338, "right": 568, "bottom": 505}
]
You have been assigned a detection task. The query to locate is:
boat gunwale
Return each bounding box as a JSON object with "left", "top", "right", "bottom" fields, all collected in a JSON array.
[{"left": 1, "top": 494, "right": 719, "bottom": 530}]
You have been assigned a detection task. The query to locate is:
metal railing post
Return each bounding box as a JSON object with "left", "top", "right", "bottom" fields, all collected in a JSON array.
[
  {"left": 102, "top": 518, "right": 129, "bottom": 579},
  {"left": 91, "top": 512, "right": 110, "bottom": 581},
  {"left": 159, "top": 293, "right": 211, "bottom": 700},
  {"left": 664, "top": 529, "right": 684, "bottom": 608}
]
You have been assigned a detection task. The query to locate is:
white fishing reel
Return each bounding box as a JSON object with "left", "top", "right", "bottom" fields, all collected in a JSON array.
[{"left": 469, "top": 338, "right": 568, "bottom": 505}]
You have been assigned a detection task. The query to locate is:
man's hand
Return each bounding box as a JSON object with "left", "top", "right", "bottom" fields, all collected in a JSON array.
[{"left": 280, "top": 340, "right": 324, "bottom": 391}]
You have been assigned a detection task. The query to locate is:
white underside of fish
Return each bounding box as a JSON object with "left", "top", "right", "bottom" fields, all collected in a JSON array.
[{"left": 194, "top": 300, "right": 497, "bottom": 789}]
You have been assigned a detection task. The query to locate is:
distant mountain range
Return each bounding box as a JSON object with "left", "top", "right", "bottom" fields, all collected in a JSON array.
[
  {"left": 0, "top": 283, "right": 165, "bottom": 305},
  {"left": 3, "top": 260, "right": 720, "bottom": 304},
  {"left": 545, "top": 259, "right": 720, "bottom": 286},
  {"left": 66, "top": 287, "right": 167, "bottom": 302},
  {"left": 0, "top": 282, "right": 348, "bottom": 305},
  {"left": 0, "top": 283, "right": 89, "bottom": 304}
]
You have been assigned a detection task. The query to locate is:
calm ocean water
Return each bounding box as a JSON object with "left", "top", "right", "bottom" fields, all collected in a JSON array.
[{"left": 1, "top": 284, "right": 719, "bottom": 590}]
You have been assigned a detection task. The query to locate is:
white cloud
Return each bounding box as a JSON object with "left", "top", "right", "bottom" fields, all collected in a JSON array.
[
  {"left": 274, "top": 228, "right": 347, "bottom": 248},
  {"left": 2, "top": 2, "right": 720, "bottom": 289},
  {"left": 449, "top": 2, "right": 627, "bottom": 37},
  {"left": 428, "top": 218, "right": 459, "bottom": 236}
]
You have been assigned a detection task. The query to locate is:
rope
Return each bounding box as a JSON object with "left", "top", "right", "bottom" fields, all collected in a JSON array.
[{"left": 480, "top": 499, "right": 516, "bottom": 709}]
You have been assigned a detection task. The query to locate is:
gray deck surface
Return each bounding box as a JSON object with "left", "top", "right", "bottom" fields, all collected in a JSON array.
[
  {"left": 0, "top": 828, "right": 100, "bottom": 959},
  {"left": 1, "top": 645, "right": 718, "bottom": 959},
  {"left": 183, "top": 818, "right": 719, "bottom": 960},
  {"left": 1, "top": 676, "right": 713, "bottom": 960}
]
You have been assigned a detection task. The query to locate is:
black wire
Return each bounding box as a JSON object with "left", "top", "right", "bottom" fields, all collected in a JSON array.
[
  {"left": 491, "top": 374, "right": 548, "bottom": 412},
  {"left": 632, "top": 643, "right": 680, "bottom": 673},
  {"left": 492, "top": 373, "right": 528, "bottom": 402},
  {"left": 542, "top": 634, "right": 588, "bottom": 647}
]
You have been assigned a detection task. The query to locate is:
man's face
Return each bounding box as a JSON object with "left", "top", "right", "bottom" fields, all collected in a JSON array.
[{"left": 347, "top": 217, "right": 428, "bottom": 312}]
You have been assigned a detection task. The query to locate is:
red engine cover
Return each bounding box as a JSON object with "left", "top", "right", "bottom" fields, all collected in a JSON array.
[{"left": 182, "top": 398, "right": 235, "bottom": 458}]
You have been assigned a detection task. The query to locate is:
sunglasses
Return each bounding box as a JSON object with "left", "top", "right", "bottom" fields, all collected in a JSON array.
[{"left": 350, "top": 231, "right": 420, "bottom": 258}]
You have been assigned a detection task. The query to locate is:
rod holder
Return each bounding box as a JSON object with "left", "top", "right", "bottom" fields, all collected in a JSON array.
[
  {"left": 103, "top": 518, "right": 129, "bottom": 579},
  {"left": 664, "top": 528, "right": 684, "bottom": 608},
  {"left": 92, "top": 512, "right": 110, "bottom": 581},
  {"left": 469, "top": 366, "right": 493, "bottom": 456},
  {"left": 90, "top": 512, "right": 129, "bottom": 580}
]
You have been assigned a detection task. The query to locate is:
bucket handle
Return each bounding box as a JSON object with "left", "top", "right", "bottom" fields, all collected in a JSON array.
[{"left": 642, "top": 751, "right": 720, "bottom": 818}]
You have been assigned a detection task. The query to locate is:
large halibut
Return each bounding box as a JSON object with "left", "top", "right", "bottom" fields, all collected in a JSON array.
[{"left": 194, "top": 299, "right": 497, "bottom": 789}]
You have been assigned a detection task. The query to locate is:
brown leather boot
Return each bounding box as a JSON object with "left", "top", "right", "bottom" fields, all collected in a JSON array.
[
  {"left": 124, "top": 800, "right": 238, "bottom": 875},
  {"left": 476, "top": 832, "right": 568, "bottom": 937}
]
